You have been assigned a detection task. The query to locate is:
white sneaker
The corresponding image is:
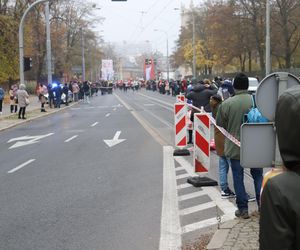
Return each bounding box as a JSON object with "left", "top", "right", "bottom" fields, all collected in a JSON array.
[{"left": 0, "top": 112, "right": 2, "bottom": 115}]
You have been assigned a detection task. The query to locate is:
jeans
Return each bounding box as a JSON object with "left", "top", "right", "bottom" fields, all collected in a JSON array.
[
  {"left": 230, "top": 159, "right": 263, "bottom": 211},
  {"left": 219, "top": 156, "right": 230, "bottom": 191},
  {"left": 84, "top": 94, "right": 90, "bottom": 103}
]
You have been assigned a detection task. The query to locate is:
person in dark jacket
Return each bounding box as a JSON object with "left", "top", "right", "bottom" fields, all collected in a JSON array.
[
  {"left": 0, "top": 86, "right": 4, "bottom": 115},
  {"left": 186, "top": 81, "right": 217, "bottom": 119},
  {"left": 47, "top": 83, "right": 55, "bottom": 108},
  {"left": 259, "top": 85, "right": 300, "bottom": 250},
  {"left": 62, "top": 83, "right": 69, "bottom": 106},
  {"left": 54, "top": 84, "right": 62, "bottom": 108},
  {"left": 83, "top": 81, "right": 90, "bottom": 103}
]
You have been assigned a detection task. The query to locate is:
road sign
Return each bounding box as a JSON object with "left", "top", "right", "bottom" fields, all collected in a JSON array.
[
  {"left": 256, "top": 72, "right": 300, "bottom": 121},
  {"left": 240, "top": 123, "right": 275, "bottom": 168}
]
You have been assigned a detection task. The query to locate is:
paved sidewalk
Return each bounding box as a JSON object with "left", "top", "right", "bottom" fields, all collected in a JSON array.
[
  {"left": 207, "top": 213, "right": 260, "bottom": 250},
  {"left": 0, "top": 95, "right": 77, "bottom": 131}
]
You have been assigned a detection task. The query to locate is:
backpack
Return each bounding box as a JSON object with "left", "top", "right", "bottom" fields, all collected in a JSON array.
[{"left": 245, "top": 95, "right": 268, "bottom": 123}]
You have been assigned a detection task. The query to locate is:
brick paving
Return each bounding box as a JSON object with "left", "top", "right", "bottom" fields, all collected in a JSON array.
[{"left": 207, "top": 213, "right": 260, "bottom": 250}]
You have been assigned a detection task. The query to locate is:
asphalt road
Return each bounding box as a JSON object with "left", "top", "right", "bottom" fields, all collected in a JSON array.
[{"left": 0, "top": 89, "right": 259, "bottom": 249}]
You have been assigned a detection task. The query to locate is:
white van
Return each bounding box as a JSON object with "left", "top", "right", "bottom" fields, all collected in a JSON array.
[{"left": 248, "top": 77, "right": 259, "bottom": 93}]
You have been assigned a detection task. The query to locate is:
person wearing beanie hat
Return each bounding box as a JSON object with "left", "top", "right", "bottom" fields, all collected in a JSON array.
[
  {"left": 233, "top": 73, "right": 249, "bottom": 90},
  {"left": 216, "top": 72, "right": 263, "bottom": 219},
  {"left": 259, "top": 85, "right": 300, "bottom": 250}
]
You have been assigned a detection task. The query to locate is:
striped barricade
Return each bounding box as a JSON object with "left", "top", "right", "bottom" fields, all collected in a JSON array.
[
  {"left": 176, "top": 95, "right": 185, "bottom": 103},
  {"left": 174, "top": 103, "right": 190, "bottom": 156},
  {"left": 187, "top": 112, "right": 217, "bottom": 187},
  {"left": 194, "top": 113, "right": 210, "bottom": 172}
]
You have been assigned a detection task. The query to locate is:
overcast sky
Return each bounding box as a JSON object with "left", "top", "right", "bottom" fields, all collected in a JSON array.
[{"left": 92, "top": 0, "right": 203, "bottom": 56}]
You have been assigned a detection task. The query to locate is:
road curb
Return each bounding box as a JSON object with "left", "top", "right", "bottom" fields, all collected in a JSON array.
[
  {"left": 0, "top": 102, "right": 78, "bottom": 132},
  {"left": 206, "top": 219, "right": 239, "bottom": 250}
]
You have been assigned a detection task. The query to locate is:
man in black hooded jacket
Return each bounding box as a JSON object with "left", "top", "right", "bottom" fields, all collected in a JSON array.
[
  {"left": 186, "top": 81, "right": 217, "bottom": 119},
  {"left": 259, "top": 85, "right": 300, "bottom": 250}
]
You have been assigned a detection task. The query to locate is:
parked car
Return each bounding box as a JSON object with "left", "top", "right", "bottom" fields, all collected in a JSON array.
[{"left": 248, "top": 77, "right": 259, "bottom": 93}]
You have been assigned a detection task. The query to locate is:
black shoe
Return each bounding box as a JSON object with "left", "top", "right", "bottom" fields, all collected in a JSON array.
[
  {"left": 235, "top": 209, "right": 250, "bottom": 219},
  {"left": 22, "top": 117, "right": 26, "bottom": 120},
  {"left": 221, "top": 188, "right": 236, "bottom": 199},
  {"left": 18, "top": 117, "right": 21, "bottom": 119}
]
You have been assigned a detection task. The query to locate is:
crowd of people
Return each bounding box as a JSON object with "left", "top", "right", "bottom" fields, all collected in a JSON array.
[{"left": 0, "top": 80, "right": 112, "bottom": 118}]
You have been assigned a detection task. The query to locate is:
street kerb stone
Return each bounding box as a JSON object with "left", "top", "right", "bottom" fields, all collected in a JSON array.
[{"left": 206, "top": 229, "right": 230, "bottom": 250}]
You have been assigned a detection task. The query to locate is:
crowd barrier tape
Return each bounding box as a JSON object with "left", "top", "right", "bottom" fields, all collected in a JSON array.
[{"left": 179, "top": 100, "right": 241, "bottom": 148}]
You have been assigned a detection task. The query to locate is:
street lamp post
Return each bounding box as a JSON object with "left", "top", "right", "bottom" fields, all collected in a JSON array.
[
  {"left": 192, "top": 10, "right": 196, "bottom": 79},
  {"left": 266, "top": 0, "right": 271, "bottom": 75},
  {"left": 45, "top": 1, "right": 52, "bottom": 85},
  {"left": 19, "top": 0, "right": 51, "bottom": 85},
  {"left": 80, "top": 27, "right": 86, "bottom": 82},
  {"left": 154, "top": 29, "right": 169, "bottom": 82}
]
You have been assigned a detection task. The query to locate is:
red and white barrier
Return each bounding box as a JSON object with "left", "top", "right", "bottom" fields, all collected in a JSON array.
[
  {"left": 174, "top": 103, "right": 187, "bottom": 148},
  {"left": 194, "top": 113, "right": 210, "bottom": 173},
  {"left": 176, "top": 95, "right": 185, "bottom": 103}
]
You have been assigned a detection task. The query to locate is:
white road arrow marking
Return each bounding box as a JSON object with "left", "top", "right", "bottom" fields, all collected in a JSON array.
[
  {"left": 7, "top": 133, "right": 54, "bottom": 149},
  {"left": 105, "top": 113, "right": 111, "bottom": 117},
  {"left": 103, "top": 131, "right": 126, "bottom": 148}
]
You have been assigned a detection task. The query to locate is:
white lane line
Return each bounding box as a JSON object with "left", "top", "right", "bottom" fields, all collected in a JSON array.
[
  {"left": 178, "top": 190, "right": 206, "bottom": 202},
  {"left": 174, "top": 156, "right": 237, "bottom": 233},
  {"left": 179, "top": 201, "right": 216, "bottom": 216},
  {"left": 144, "top": 104, "right": 155, "bottom": 106},
  {"left": 175, "top": 166, "right": 185, "bottom": 172},
  {"left": 144, "top": 109, "right": 173, "bottom": 128},
  {"left": 181, "top": 214, "right": 235, "bottom": 234},
  {"left": 105, "top": 113, "right": 111, "bottom": 117},
  {"left": 159, "top": 146, "right": 182, "bottom": 250},
  {"left": 175, "top": 173, "right": 190, "bottom": 180},
  {"left": 114, "top": 93, "right": 168, "bottom": 146},
  {"left": 91, "top": 122, "right": 99, "bottom": 127},
  {"left": 177, "top": 183, "right": 192, "bottom": 190},
  {"left": 113, "top": 108, "right": 117, "bottom": 111},
  {"left": 8, "top": 159, "right": 36, "bottom": 174},
  {"left": 65, "top": 135, "right": 78, "bottom": 142}
]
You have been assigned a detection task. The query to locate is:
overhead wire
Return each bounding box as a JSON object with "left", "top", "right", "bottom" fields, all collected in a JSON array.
[{"left": 130, "top": 0, "right": 175, "bottom": 43}]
